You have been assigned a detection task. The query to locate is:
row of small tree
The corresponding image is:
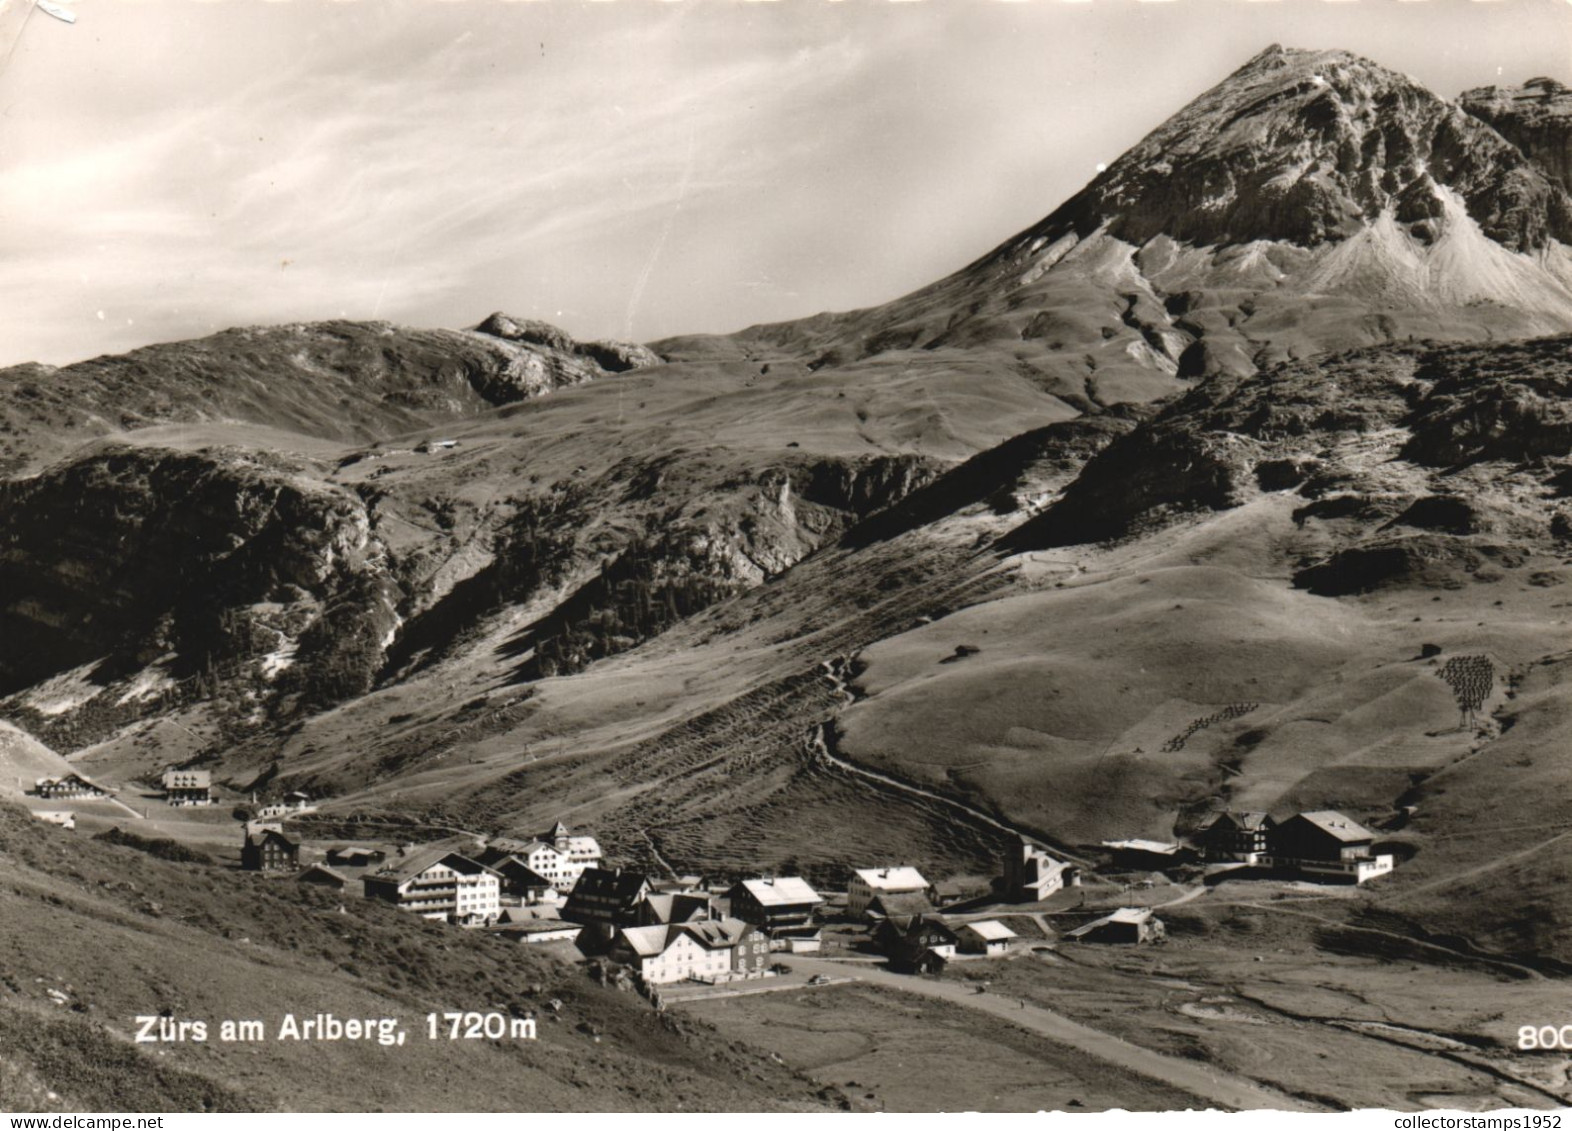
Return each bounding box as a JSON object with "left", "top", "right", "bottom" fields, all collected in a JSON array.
[{"left": 1439, "top": 654, "right": 1494, "bottom": 728}]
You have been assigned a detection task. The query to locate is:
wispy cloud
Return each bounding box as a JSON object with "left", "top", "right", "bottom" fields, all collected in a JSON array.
[{"left": 2, "top": 0, "right": 1568, "bottom": 366}]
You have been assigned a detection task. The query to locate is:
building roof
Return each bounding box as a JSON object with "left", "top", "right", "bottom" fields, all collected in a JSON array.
[
  {"left": 163, "top": 769, "right": 211, "bottom": 787},
  {"left": 1067, "top": 907, "right": 1153, "bottom": 938},
  {"left": 566, "top": 867, "right": 651, "bottom": 905},
  {"left": 1197, "top": 811, "right": 1273, "bottom": 832},
  {"left": 1292, "top": 810, "right": 1376, "bottom": 843},
  {"left": 854, "top": 866, "right": 929, "bottom": 892},
  {"left": 868, "top": 890, "right": 937, "bottom": 919},
  {"left": 1101, "top": 839, "right": 1182, "bottom": 855},
  {"left": 876, "top": 914, "right": 958, "bottom": 948},
  {"left": 614, "top": 915, "right": 753, "bottom": 959},
  {"left": 639, "top": 892, "right": 711, "bottom": 924},
  {"left": 615, "top": 924, "right": 677, "bottom": 958},
  {"left": 245, "top": 828, "right": 298, "bottom": 850},
  {"left": 1106, "top": 907, "right": 1153, "bottom": 923},
  {"left": 491, "top": 856, "right": 556, "bottom": 888},
  {"left": 734, "top": 876, "right": 822, "bottom": 907},
  {"left": 774, "top": 926, "right": 823, "bottom": 940},
  {"left": 36, "top": 773, "right": 104, "bottom": 789},
  {"left": 372, "top": 848, "right": 493, "bottom": 883},
  {"left": 485, "top": 837, "right": 554, "bottom": 859},
  {"left": 650, "top": 875, "right": 706, "bottom": 894},
  {"left": 297, "top": 863, "right": 347, "bottom": 884},
  {"left": 960, "top": 919, "right": 1018, "bottom": 942},
  {"left": 684, "top": 917, "right": 753, "bottom": 950},
  {"left": 326, "top": 845, "right": 386, "bottom": 863},
  {"left": 498, "top": 918, "right": 579, "bottom": 937},
  {"left": 498, "top": 906, "right": 563, "bottom": 925}
]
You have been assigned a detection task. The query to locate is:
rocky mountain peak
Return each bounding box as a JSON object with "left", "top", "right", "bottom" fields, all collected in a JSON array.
[
  {"left": 723, "top": 45, "right": 1572, "bottom": 397},
  {"left": 1049, "top": 45, "right": 1572, "bottom": 252}
]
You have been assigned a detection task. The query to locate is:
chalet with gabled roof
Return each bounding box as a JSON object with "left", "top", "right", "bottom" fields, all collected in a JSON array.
[
  {"left": 241, "top": 828, "right": 300, "bottom": 872},
  {"left": 326, "top": 846, "right": 386, "bottom": 868},
  {"left": 361, "top": 849, "right": 501, "bottom": 924},
  {"left": 726, "top": 876, "right": 823, "bottom": 934},
  {"left": 1101, "top": 839, "right": 1196, "bottom": 871},
  {"left": 561, "top": 867, "right": 652, "bottom": 947},
  {"left": 34, "top": 773, "right": 108, "bottom": 801},
  {"left": 1195, "top": 811, "right": 1275, "bottom": 864},
  {"left": 1270, "top": 810, "right": 1393, "bottom": 883},
  {"left": 958, "top": 919, "right": 1019, "bottom": 955},
  {"left": 605, "top": 916, "right": 767, "bottom": 984},
  {"left": 296, "top": 863, "right": 348, "bottom": 890},
  {"left": 877, "top": 914, "right": 959, "bottom": 973},
  {"left": 162, "top": 768, "right": 212, "bottom": 807},
  {"left": 480, "top": 819, "right": 602, "bottom": 889},
  {"left": 488, "top": 856, "right": 559, "bottom": 904},
  {"left": 867, "top": 890, "right": 937, "bottom": 920},
  {"left": 634, "top": 891, "right": 713, "bottom": 927}
]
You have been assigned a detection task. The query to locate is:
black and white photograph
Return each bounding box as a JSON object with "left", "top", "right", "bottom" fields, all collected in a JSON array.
[{"left": 4, "top": 0, "right": 1572, "bottom": 1116}]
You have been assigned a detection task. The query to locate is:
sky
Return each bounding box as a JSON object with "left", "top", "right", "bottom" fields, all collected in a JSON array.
[{"left": 2, "top": 0, "right": 1571, "bottom": 367}]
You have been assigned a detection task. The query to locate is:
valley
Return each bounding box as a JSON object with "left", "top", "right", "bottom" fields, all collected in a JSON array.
[{"left": 8, "top": 40, "right": 1572, "bottom": 1113}]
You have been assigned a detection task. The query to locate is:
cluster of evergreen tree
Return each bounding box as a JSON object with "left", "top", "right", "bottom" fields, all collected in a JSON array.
[{"left": 526, "top": 533, "right": 740, "bottom": 679}]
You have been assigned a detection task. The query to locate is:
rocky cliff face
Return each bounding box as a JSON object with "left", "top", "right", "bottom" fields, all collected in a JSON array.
[
  {"left": 1070, "top": 46, "right": 1572, "bottom": 252},
  {"left": 0, "top": 445, "right": 400, "bottom": 746},
  {"left": 1462, "top": 78, "right": 1572, "bottom": 191},
  {"left": 382, "top": 449, "right": 944, "bottom": 684},
  {"left": 0, "top": 432, "right": 944, "bottom": 747}
]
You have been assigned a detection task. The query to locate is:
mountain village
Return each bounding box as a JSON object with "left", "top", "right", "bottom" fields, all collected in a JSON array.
[{"left": 21, "top": 762, "right": 1400, "bottom": 997}]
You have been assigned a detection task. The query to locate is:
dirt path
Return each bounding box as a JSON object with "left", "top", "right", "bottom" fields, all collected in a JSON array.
[
  {"left": 781, "top": 955, "right": 1318, "bottom": 1111},
  {"left": 1388, "top": 830, "right": 1572, "bottom": 904},
  {"left": 810, "top": 664, "right": 1092, "bottom": 866},
  {"left": 104, "top": 796, "right": 146, "bottom": 820},
  {"left": 640, "top": 827, "right": 678, "bottom": 879},
  {"left": 1239, "top": 902, "right": 1544, "bottom": 981}
]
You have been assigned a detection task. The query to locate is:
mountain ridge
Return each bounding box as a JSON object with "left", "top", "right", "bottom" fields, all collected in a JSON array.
[{"left": 8, "top": 42, "right": 1572, "bottom": 979}]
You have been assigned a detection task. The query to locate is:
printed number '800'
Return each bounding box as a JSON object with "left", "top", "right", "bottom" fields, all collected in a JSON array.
[{"left": 1517, "top": 1025, "right": 1572, "bottom": 1050}]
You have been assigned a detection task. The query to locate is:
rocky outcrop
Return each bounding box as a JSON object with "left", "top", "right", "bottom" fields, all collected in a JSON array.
[
  {"left": 380, "top": 448, "right": 945, "bottom": 684},
  {"left": 844, "top": 411, "right": 1147, "bottom": 548},
  {"left": 473, "top": 312, "right": 662, "bottom": 374},
  {"left": 1004, "top": 335, "right": 1572, "bottom": 577},
  {"left": 1005, "top": 424, "right": 1251, "bottom": 548},
  {"left": 473, "top": 313, "right": 578, "bottom": 352},
  {"left": 0, "top": 445, "right": 399, "bottom": 745},
  {"left": 1462, "top": 78, "right": 1572, "bottom": 191},
  {"left": 1401, "top": 336, "right": 1572, "bottom": 466},
  {"left": 1292, "top": 536, "right": 1501, "bottom": 595}
]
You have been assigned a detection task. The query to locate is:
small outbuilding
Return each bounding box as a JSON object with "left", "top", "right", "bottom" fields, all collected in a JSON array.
[
  {"left": 1065, "top": 907, "right": 1165, "bottom": 945},
  {"left": 957, "top": 919, "right": 1019, "bottom": 955}
]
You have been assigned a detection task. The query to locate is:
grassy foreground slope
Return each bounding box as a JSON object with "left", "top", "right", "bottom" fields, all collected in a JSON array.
[{"left": 0, "top": 803, "right": 833, "bottom": 1113}]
